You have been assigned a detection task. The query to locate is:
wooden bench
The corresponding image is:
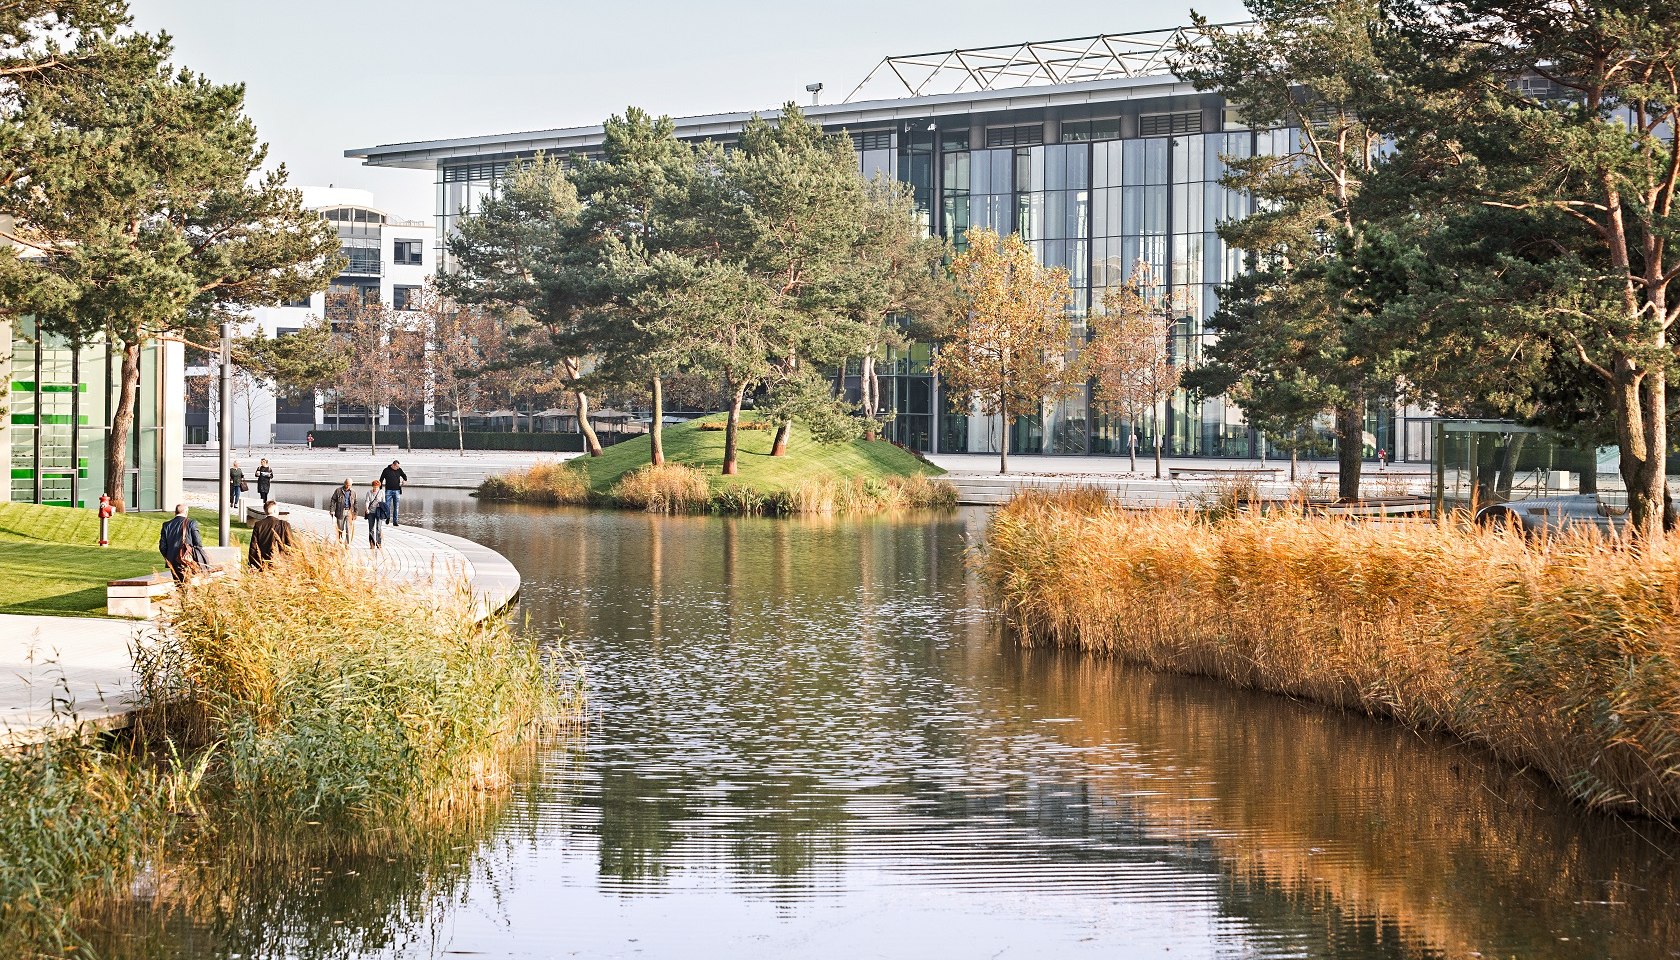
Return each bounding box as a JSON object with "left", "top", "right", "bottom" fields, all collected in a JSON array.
[
  {"left": 1168, "top": 467, "right": 1282, "bottom": 481},
  {"left": 107, "top": 571, "right": 174, "bottom": 618}
]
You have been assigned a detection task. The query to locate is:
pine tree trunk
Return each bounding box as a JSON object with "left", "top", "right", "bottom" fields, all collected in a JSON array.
[
  {"left": 105, "top": 340, "right": 141, "bottom": 512},
  {"left": 723, "top": 383, "right": 747, "bottom": 476},
  {"left": 1290, "top": 448, "right": 1299, "bottom": 483},
  {"left": 770, "top": 421, "right": 791, "bottom": 457},
  {"left": 1614, "top": 362, "right": 1668, "bottom": 540},
  {"left": 650, "top": 376, "right": 665, "bottom": 467},
  {"left": 861, "top": 354, "right": 877, "bottom": 441},
  {"left": 576, "top": 390, "right": 603, "bottom": 457},
  {"left": 1335, "top": 402, "right": 1364, "bottom": 502}
]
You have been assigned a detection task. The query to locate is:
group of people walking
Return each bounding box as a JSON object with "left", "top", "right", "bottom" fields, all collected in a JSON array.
[
  {"left": 330, "top": 460, "right": 409, "bottom": 550},
  {"left": 227, "top": 458, "right": 275, "bottom": 510},
  {"left": 158, "top": 499, "right": 295, "bottom": 580}
]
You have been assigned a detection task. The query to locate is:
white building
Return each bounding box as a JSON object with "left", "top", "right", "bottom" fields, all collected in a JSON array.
[{"left": 189, "top": 186, "right": 434, "bottom": 447}]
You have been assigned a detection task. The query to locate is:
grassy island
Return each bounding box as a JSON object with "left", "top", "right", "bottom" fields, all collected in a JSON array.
[
  {"left": 983, "top": 489, "right": 1680, "bottom": 828},
  {"left": 478, "top": 413, "right": 957, "bottom": 514}
]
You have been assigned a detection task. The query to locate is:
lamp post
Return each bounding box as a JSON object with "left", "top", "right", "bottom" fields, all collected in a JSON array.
[{"left": 218, "top": 320, "right": 232, "bottom": 547}]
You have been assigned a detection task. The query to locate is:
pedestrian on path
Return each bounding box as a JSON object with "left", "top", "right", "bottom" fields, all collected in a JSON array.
[
  {"left": 379, "top": 459, "right": 409, "bottom": 527},
  {"left": 158, "top": 504, "right": 209, "bottom": 582},
  {"left": 330, "top": 479, "right": 356, "bottom": 546},
  {"left": 365, "top": 479, "right": 387, "bottom": 550},
  {"left": 247, "top": 501, "right": 294, "bottom": 569},
  {"left": 306, "top": 431, "right": 315, "bottom": 450},
  {"left": 255, "top": 458, "right": 274, "bottom": 502},
  {"left": 230, "top": 461, "right": 246, "bottom": 509}
]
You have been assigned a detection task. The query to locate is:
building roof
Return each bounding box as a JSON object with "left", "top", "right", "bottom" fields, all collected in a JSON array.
[{"left": 346, "top": 25, "right": 1234, "bottom": 171}]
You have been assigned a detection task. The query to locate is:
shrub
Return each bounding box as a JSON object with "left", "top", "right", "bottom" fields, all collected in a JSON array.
[
  {"left": 982, "top": 492, "right": 1680, "bottom": 825},
  {"left": 696, "top": 420, "right": 772, "bottom": 431},
  {"left": 311, "top": 429, "right": 634, "bottom": 452},
  {"left": 476, "top": 461, "right": 590, "bottom": 505},
  {"left": 714, "top": 484, "right": 767, "bottom": 515},
  {"left": 148, "top": 542, "right": 576, "bottom": 825},
  {"left": 609, "top": 463, "right": 711, "bottom": 513}
]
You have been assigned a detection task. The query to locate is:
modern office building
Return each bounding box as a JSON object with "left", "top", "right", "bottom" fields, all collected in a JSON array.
[
  {"left": 348, "top": 25, "right": 1408, "bottom": 460},
  {"left": 187, "top": 186, "right": 435, "bottom": 447},
  {"left": 2, "top": 314, "right": 186, "bottom": 510}
]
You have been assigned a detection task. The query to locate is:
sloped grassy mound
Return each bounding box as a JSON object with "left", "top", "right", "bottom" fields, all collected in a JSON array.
[{"left": 478, "top": 413, "right": 956, "bottom": 514}]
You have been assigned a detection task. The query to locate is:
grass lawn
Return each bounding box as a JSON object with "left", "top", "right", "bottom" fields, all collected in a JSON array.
[
  {"left": 573, "top": 413, "right": 944, "bottom": 495},
  {"left": 0, "top": 503, "right": 246, "bottom": 618}
]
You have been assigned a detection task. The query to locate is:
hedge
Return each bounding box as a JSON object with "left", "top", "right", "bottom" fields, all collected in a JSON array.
[{"left": 309, "top": 429, "right": 633, "bottom": 453}]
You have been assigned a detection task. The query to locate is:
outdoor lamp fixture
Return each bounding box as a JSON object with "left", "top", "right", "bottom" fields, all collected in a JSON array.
[{"left": 806, "top": 82, "right": 823, "bottom": 105}]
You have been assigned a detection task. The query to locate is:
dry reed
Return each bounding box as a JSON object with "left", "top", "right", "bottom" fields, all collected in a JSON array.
[
  {"left": 475, "top": 460, "right": 590, "bottom": 504},
  {"left": 609, "top": 463, "right": 712, "bottom": 513},
  {"left": 982, "top": 489, "right": 1680, "bottom": 825}
]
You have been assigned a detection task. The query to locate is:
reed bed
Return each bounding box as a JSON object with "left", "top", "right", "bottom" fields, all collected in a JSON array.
[
  {"left": 143, "top": 540, "right": 576, "bottom": 825},
  {"left": 475, "top": 460, "right": 589, "bottom": 505},
  {"left": 982, "top": 489, "right": 1680, "bottom": 825},
  {"left": 609, "top": 463, "right": 712, "bottom": 513}
]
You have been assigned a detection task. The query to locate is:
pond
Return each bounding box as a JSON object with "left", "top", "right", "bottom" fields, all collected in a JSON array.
[{"left": 116, "top": 486, "right": 1680, "bottom": 958}]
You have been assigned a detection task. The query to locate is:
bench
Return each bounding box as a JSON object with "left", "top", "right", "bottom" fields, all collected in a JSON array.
[
  {"left": 107, "top": 572, "right": 175, "bottom": 618},
  {"left": 106, "top": 547, "right": 242, "bottom": 618},
  {"left": 1168, "top": 467, "right": 1282, "bottom": 480}
]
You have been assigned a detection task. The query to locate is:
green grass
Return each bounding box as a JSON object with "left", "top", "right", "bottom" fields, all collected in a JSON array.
[
  {"left": 0, "top": 502, "right": 246, "bottom": 618},
  {"left": 574, "top": 413, "right": 943, "bottom": 495}
]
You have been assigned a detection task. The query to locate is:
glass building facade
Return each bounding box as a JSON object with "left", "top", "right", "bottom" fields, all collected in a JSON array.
[
  {"left": 357, "top": 73, "right": 1396, "bottom": 459},
  {"left": 4, "top": 317, "right": 183, "bottom": 510}
]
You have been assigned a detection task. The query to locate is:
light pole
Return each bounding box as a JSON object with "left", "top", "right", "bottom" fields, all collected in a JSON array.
[{"left": 218, "top": 320, "right": 232, "bottom": 547}]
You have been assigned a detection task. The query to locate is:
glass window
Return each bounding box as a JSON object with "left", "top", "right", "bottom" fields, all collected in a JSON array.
[{"left": 393, "top": 285, "right": 420, "bottom": 312}]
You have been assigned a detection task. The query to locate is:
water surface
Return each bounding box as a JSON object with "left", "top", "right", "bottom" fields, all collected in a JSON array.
[{"left": 124, "top": 487, "right": 1680, "bottom": 958}]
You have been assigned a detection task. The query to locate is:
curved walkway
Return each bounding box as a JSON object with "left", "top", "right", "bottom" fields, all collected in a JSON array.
[{"left": 0, "top": 508, "right": 520, "bottom": 748}]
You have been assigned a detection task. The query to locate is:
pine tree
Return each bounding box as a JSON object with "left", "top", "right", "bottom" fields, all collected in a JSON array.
[
  {"left": 1175, "top": 0, "right": 1397, "bottom": 501},
  {"left": 0, "top": 28, "right": 340, "bottom": 509}
]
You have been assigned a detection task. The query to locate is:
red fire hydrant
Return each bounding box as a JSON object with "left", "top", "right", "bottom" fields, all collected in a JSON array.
[{"left": 98, "top": 493, "right": 113, "bottom": 547}]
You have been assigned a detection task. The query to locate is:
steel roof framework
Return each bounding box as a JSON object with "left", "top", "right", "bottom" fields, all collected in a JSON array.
[{"left": 842, "top": 23, "right": 1251, "bottom": 103}]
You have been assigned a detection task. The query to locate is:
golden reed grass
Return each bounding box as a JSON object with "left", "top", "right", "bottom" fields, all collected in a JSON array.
[
  {"left": 609, "top": 463, "right": 712, "bottom": 513},
  {"left": 982, "top": 489, "right": 1680, "bottom": 825},
  {"left": 475, "top": 460, "right": 590, "bottom": 505}
]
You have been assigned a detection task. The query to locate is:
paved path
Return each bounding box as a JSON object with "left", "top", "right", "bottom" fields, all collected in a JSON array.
[
  {"left": 184, "top": 446, "right": 575, "bottom": 490},
  {"left": 0, "top": 503, "right": 520, "bottom": 748},
  {"left": 0, "top": 615, "right": 150, "bottom": 749}
]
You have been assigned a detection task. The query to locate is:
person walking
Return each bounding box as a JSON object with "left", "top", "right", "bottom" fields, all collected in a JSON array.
[
  {"left": 229, "top": 461, "right": 246, "bottom": 510},
  {"left": 330, "top": 478, "right": 356, "bottom": 546},
  {"left": 364, "top": 479, "right": 387, "bottom": 550},
  {"left": 158, "top": 504, "right": 209, "bottom": 582},
  {"left": 378, "top": 459, "right": 409, "bottom": 527},
  {"left": 247, "top": 500, "right": 295, "bottom": 569},
  {"left": 254, "top": 458, "right": 274, "bottom": 502},
  {"left": 306, "top": 431, "right": 315, "bottom": 450}
]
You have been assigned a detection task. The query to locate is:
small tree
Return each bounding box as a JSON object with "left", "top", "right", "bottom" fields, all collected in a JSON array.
[
  {"left": 325, "top": 289, "right": 398, "bottom": 455},
  {"left": 932, "top": 228, "right": 1074, "bottom": 475},
  {"left": 418, "top": 284, "right": 502, "bottom": 456},
  {"left": 1086, "top": 262, "right": 1181, "bottom": 478}
]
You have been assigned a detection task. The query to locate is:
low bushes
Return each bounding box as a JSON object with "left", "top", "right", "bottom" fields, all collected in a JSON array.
[
  {"left": 476, "top": 461, "right": 590, "bottom": 505},
  {"left": 479, "top": 460, "right": 959, "bottom": 516},
  {"left": 310, "top": 429, "right": 634, "bottom": 452},
  {"left": 982, "top": 490, "right": 1680, "bottom": 825},
  {"left": 609, "top": 463, "right": 713, "bottom": 513}
]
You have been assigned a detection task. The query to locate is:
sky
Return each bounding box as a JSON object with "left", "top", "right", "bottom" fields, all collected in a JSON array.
[{"left": 128, "top": 0, "right": 1250, "bottom": 221}]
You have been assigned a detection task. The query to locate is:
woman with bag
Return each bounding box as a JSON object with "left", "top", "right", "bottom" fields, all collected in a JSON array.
[
  {"left": 230, "top": 461, "right": 247, "bottom": 509},
  {"left": 364, "top": 479, "right": 387, "bottom": 550}
]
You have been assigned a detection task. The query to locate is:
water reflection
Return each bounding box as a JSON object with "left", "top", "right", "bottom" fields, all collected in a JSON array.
[{"left": 139, "top": 491, "right": 1679, "bottom": 958}]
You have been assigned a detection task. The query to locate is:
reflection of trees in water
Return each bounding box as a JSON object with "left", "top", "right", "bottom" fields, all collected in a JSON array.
[
  {"left": 338, "top": 503, "right": 1678, "bottom": 959},
  {"left": 80, "top": 744, "right": 564, "bottom": 960},
  {"left": 974, "top": 651, "right": 1680, "bottom": 960}
]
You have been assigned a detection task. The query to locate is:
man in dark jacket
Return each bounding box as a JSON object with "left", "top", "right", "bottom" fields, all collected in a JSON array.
[
  {"left": 254, "top": 459, "right": 275, "bottom": 502},
  {"left": 247, "top": 500, "right": 294, "bottom": 569},
  {"left": 378, "top": 460, "right": 408, "bottom": 526},
  {"left": 158, "top": 504, "right": 209, "bottom": 582}
]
